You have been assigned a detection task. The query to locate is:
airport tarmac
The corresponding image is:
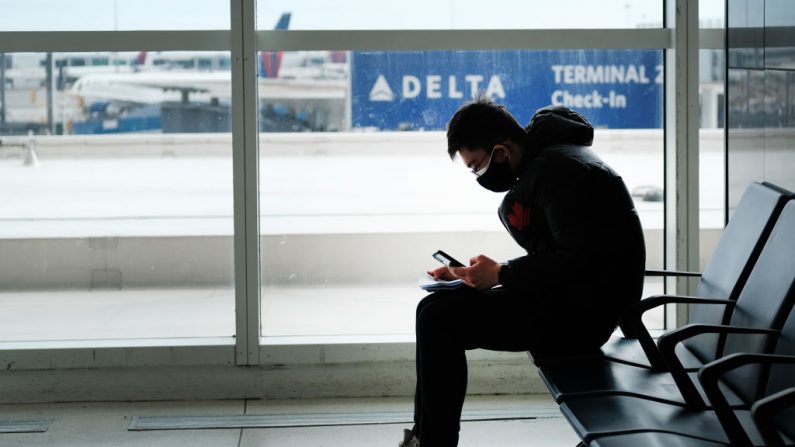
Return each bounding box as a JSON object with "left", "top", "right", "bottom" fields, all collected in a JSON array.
[
  {"left": 0, "top": 148, "right": 697, "bottom": 238},
  {"left": 0, "top": 132, "right": 713, "bottom": 341}
]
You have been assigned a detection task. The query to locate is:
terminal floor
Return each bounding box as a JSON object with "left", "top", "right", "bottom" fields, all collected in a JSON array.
[{"left": 0, "top": 394, "right": 580, "bottom": 447}]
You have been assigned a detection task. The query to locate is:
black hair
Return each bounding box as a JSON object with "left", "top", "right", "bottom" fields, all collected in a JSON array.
[{"left": 446, "top": 97, "right": 527, "bottom": 160}]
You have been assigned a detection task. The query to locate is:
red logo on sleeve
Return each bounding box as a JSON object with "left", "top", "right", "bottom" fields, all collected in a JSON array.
[{"left": 508, "top": 201, "right": 532, "bottom": 230}]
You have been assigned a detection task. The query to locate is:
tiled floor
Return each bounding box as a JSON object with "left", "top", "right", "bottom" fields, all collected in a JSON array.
[{"left": 0, "top": 395, "right": 581, "bottom": 446}]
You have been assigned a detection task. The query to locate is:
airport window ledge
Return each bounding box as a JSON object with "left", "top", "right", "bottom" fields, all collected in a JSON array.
[
  {"left": 0, "top": 353, "right": 544, "bottom": 404},
  {"left": 0, "top": 334, "right": 526, "bottom": 371},
  {"left": 0, "top": 338, "right": 236, "bottom": 370},
  {"left": 0, "top": 331, "right": 666, "bottom": 403},
  {"left": 0, "top": 336, "right": 543, "bottom": 403},
  {"left": 0, "top": 329, "right": 666, "bottom": 372}
]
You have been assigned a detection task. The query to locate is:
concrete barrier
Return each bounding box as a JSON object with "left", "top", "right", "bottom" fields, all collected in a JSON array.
[{"left": 0, "top": 228, "right": 730, "bottom": 291}]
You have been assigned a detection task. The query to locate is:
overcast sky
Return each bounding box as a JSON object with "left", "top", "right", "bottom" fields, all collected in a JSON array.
[{"left": 0, "top": 0, "right": 724, "bottom": 31}]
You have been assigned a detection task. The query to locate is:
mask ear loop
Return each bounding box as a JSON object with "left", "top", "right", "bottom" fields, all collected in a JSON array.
[{"left": 474, "top": 147, "right": 497, "bottom": 177}]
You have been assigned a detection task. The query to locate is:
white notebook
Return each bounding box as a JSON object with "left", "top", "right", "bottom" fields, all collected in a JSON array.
[{"left": 417, "top": 273, "right": 465, "bottom": 291}]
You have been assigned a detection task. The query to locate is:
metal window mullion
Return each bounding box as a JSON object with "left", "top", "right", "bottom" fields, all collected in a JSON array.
[
  {"left": 0, "top": 29, "right": 680, "bottom": 54},
  {"left": 231, "top": 0, "right": 247, "bottom": 365},
  {"left": 0, "top": 28, "right": 690, "bottom": 54},
  {"left": 255, "top": 28, "right": 672, "bottom": 51},
  {"left": 231, "top": 0, "right": 261, "bottom": 366},
  {"left": 241, "top": 0, "right": 262, "bottom": 365},
  {"left": 664, "top": 0, "right": 701, "bottom": 329},
  {"left": 0, "top": 31, "right": 230, "bottom": 52}
]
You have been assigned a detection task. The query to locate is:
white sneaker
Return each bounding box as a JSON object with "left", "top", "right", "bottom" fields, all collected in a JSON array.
[{"left": 399, "top": 429, "right": 420, "bottom": 447}]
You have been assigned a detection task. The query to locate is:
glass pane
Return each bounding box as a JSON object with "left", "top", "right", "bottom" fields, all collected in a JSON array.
[
  {"left": 728, "top": 0, "right": 764, "bottom": 69},
  {"left": 765, "top": 0, "right": 795, "bottom": 70},
  {"left": 699, "top": 32, "right": 726, "bottom": 274},
  {"left": 764, "top": 71, "right": 795, "bottom": 193},
  {"left": 0, "top": 0, "right": 229, "bottom": 31},
  {"left": 0, "top": 51, "right": 234, "bottom": 341},
  {"left": 727, "top": 69, "right": 765, "bottom": 211},
  {"left": 697, "top": 49, "right": 727, "bottom": 333},
  {"left": 700, "top": 0, "right": 726, "bottom": 28},
  {"left": 697, "top": 0, "right": 727, "bottom": 346},
  {"left": 257, "top": 49, "right": 665, "bottom": 337},
  {"left": 256, "top": 1, "right": 663, "bottom": 30}
]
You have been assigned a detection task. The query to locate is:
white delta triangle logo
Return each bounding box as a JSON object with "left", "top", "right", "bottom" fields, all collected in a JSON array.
[
  {"left": 369, "top": 75, "right": 394, "bottom": 101},
  {"left": 368, "top": 74, "right": 506, "bottom": 102}
]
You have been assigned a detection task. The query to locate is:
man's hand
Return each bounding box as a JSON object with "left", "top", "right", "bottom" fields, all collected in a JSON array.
[
  {"left": 449, "top": 255, "right": 501, "bottom": 290},
  {"left": 426, "top": 266, "right": 457, "bottom": 281}
]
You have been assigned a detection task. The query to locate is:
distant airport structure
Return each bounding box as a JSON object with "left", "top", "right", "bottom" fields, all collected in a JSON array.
[{"left": 0, "top": 13, "right": 725, "bottom": 136}]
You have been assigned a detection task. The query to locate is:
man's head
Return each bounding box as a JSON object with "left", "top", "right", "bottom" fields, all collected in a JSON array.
[
  {"left": 446, "top": 98, "right": 527, "bottom": 160},
  {"left": 446, "top": 98, "right": 527, "bottom": 191}
]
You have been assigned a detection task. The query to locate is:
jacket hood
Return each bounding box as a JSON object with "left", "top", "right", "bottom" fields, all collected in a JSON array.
[{"left": 524, "top": 105, "right": 594, "bottom": 152}]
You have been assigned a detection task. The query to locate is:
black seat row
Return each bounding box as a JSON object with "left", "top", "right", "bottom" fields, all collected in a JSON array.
[
  {"left": 567, "top": 274, "right": 795, "bottom": 447},
  {"left": 534, "top": 182, "right": 795, "bottom": 446}
]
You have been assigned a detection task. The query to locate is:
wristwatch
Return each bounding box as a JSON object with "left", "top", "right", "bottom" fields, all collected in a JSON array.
[{"left": 498, "top": 262, "right": 511, "bottom": 287}]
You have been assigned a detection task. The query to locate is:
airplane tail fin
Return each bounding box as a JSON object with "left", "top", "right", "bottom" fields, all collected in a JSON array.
[
  {"left": 260, "top": 13, "right": 290, "bottom": 78},
  {"left": 134, "top": 51, "right": 147, "bottom": 66},
  {"left": 260, "top": 52, "right": 283, "bottom": 78},
  {"left": 274, "top": 13, "right": 291, "bottom": 30}
]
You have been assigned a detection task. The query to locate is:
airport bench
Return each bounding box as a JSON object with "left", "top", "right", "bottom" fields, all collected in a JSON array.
[
  {"left": 607, "top": 181, "right": 793, "bottom": 371},
  {"left": 537, "top": 182, "right": 793, "bottom": 408},
  {"left": 551, "top": 199, "right": 795, "bottom": 446},
  {"left": 577, "top": 281, "right": 795, "bottom": 447},
  {"left": 751, "top": 386, "right": 795, "bottom": 447}
]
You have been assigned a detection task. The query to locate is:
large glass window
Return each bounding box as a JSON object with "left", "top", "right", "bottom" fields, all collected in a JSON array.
[
  {"left": 257, "top": 48, "right": 666, "bottom": 338},
  {"left": 0, "top": 51, "right": 235, "bottom": 341},
  {"left": 0, "top": 1, "right": 711, "bottom": 366}
]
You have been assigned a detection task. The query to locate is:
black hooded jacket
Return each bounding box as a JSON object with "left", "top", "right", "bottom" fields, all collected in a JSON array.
[{"left": 497, "top": 106, "right": 646, "bottom": 336}]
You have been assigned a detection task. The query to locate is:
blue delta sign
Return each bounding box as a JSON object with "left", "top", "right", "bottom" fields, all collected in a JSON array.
[{"left": 351, "top": 49, "right": 663, "bottom": 130}]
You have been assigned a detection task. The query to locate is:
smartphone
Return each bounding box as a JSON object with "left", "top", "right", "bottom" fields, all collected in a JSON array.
[{"left": 433, "top": 250, "right": 465, "bottom": 267}]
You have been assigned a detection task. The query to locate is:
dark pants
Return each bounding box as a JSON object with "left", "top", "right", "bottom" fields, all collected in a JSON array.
[{"left": 412, "top": 287, "right": 558, "bottom": 447}]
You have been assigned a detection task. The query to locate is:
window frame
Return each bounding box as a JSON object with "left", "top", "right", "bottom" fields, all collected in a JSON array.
[{"left": 0, "top": 0, "right": 721, "bottom": 371}]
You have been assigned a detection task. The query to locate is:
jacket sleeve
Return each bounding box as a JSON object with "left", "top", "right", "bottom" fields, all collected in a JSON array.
[{"left": 499, "top": 164, "right": 604, "bottom": 290}]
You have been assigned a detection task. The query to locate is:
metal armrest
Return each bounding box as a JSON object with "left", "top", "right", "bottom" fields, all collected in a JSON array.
[
  {"left": 618, "top": 297, "right": 735, "bottom": 371},
  {"left": 699, "top": 353, "right": 795, "bottom": 447},
  {"left": 656, "top": 325, "right": 779, "bottom": 409},
  {"left": 752, "top": 386, "right": 795, "bottom": 447},
  {"left": 645, "top": 269, "right": 702, "bottom": 277},
  {"left": 629, "top": 295, "right": 735, "bottom": 315}
]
